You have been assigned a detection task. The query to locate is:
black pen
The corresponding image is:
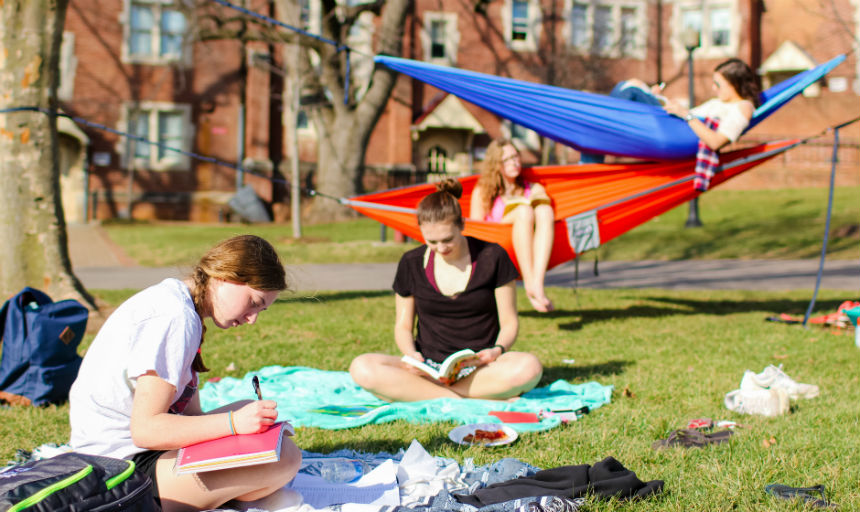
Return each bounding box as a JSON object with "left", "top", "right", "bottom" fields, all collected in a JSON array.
[{"left": 252, "top": 375, "right": 263, "bottom": 400}]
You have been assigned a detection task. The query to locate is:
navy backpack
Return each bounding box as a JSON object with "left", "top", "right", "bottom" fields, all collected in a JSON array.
[{"left": 0, "top": 287, "right": 88, "bottom": 406}]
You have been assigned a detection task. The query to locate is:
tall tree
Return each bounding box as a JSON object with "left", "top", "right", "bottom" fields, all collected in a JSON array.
[
  {"left": 191, "top": 0, "right": 411, "bottom": 222},
  {"left": 0, "top": 0, "right": 95, "bottom": 307}
]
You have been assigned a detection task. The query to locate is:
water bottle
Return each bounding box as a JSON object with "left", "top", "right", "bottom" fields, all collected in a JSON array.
[{"left": 302, "top": 458, "right": 369, "bottom": 483}]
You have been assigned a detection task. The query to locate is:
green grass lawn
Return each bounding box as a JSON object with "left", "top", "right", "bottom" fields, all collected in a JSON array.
[
  {"left": 103, "top": 186, "right": 860, "bottom": 267},
  {"left": 2, "top": 287, "right": 857, "bottom": 510}
]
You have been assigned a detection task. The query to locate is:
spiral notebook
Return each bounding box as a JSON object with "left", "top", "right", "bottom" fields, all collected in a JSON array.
[{"left": 175, "top": 422, "right": 292, "bottom": 474}]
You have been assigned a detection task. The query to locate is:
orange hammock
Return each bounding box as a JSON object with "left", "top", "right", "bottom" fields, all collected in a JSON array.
[{"left": 345, "top": 140, "right": 800, "bottom": 273}]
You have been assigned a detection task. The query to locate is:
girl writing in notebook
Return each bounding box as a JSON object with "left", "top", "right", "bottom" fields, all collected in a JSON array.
[
  {"left": 349, "top": 179, "right": 543, "bottom": 401},
  {"left": 470, "top": 138, "right": 556, "bottom": 312},
  {"left": 69, "top": 235, "right": 300, "bottom": 512}
]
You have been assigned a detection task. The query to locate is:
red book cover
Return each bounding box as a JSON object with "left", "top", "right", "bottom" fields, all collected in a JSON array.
[
  {"left": 175, "top": 422, "right": 290, "bottom": 474},
  {"left": 488, "top": 411, "right": 540, "bottom": 423}
]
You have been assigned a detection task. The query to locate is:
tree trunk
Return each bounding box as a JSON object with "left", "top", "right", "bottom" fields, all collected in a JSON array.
[
  {"left": 0, "top": 0, "right": 96, "bottom": 309},
  {"left": 309, "top": 112, "right": 366, "bottom": 222},
  {"left": 305, "top": 0, "right": 411, "bottom": 222}
]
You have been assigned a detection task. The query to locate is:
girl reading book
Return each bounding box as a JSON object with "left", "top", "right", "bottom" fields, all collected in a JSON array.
[
  {"left": 69, "top": 235, "right": 300, "bottom": 512},
  {"left": 470, "top": 138, "right": 555, "bottom": 312},
  {"left": 349, "top": 179, "right": 543, "bottom": 401}
]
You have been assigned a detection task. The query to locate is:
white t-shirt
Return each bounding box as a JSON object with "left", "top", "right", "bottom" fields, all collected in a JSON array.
[
  {"left": 69, "top": 278, "right": 203, "bottom": 459},
  {"left": 691, "top": 98, "right": 753, "bottom": 143}
]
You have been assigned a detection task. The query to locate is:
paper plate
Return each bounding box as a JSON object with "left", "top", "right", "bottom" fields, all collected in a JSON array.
[{"left": 448, "top": 423, "right": 518, "bottom": 447}]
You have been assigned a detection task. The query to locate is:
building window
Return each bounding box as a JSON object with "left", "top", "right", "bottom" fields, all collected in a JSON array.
[
  {"left": 565, "top": 1, "right": 645, "bottom": 59},
  {"left": 427, "top": 146, "right": 448, "bottom": 173},
  {"left": 511, "top": 0, "right": 530, "bottom": 41},
  {"left": 675, "top": 1, "right": 738, "bottom": 59},
  {"left": 506, "top": 121, "right": 540, "bottom": 151},
  {"left": 570, "top": 4, "right": 588, "bottom": 47},
  {"left": 124, "top": 0, "right": 187, "bottom": 64},
  {"left": 121, "top": 103, "right": 192, "bottom": 171},
  {"left": 620, "top": 7, "right": 637, "bottom": 54},
  {"left": 593, "top": 6, "right": 613, "bottom": 51},
  {"left": 709, "top": 7, "right": 731, "bottom": 47},
  {"left": 504, "top": 0, "right": 541, "bottom": 52},
  {"left": 430, "top": 20, "right": 447, "bottom": 59},
  {"left": 422, "top": 12, "right": 460, "bottom": 64}
]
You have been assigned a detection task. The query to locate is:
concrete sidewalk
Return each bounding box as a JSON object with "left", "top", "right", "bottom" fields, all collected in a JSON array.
[{"left": 68, "top": 223, "right": 860, "bottom": 292}]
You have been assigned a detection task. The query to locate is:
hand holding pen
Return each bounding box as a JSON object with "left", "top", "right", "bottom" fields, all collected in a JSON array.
[
  {"left": 249, "top": 375, "right": 294, "bottom": 435},
  {"left": 252, "top": 375, "right": 263, "bottom": 400}
]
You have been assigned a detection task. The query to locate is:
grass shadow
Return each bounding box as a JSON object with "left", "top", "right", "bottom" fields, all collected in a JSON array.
[
  {"left": 540, "top": 360, "right": 632, "bottom": 384},
  {"left": 282, "top": 290, "right": 392, "bottom": 303},
  {"left": 526, "top": 298, "right": 850, "bottom": 332}
]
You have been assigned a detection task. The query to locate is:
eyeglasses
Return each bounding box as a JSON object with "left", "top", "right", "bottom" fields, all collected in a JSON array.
[{"left": 502, "top": 154, "right": 521, "bottom": 163}]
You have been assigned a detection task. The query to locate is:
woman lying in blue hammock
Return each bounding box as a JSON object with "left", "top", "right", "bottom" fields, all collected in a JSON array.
[{"left": 583, "top": 58, "right": 761, "bottom": 170}]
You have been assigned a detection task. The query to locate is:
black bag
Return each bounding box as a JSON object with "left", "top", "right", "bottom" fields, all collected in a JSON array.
[
  {"left": 0, "top": 287, "right": 88, "bottom": 406},
  {"left": 0, "top": 452, "right": 159, "bottom": 512}
]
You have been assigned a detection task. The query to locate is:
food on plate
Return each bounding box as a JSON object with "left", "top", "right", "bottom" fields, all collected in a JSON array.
[{"left": 463, "top": 428, "right": 508, "bottom": 444}]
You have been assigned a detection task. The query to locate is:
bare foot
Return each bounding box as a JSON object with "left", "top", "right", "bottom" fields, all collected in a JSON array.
[{"left": 526, "top": 290, "right": 552, "bottom": 313}]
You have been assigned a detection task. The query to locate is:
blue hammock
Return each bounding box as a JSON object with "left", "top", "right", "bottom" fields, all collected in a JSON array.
[{"left": 376, "top": 54, "right": 845, "bottom": 161}]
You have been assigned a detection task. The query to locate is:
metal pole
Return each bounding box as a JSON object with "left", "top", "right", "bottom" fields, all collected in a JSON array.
[
  {"left": 685, "top": 47, "right": 702, "bottom": 228},
  {"left": 125, "top": 137, "right": 135, "bottom": 220},
  {"left": 236, "top": 104, "right": 245, "bottom": 189}
]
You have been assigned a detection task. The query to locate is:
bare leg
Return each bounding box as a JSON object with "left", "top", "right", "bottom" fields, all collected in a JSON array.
[
  {"left": 349, "top": 353, "right": 462, "bottom": 401},
  {"left": 449, "top": 352, "right": 543, "bottom": 399},
  {"left": 530, "top": 204, "right": 555, "bottom": 311},
  {"left": 155, "top": 436, "right": 301, "bottom": 511},
  {"left": 508, "top": 205, "right": 548, "bottom": 312}
]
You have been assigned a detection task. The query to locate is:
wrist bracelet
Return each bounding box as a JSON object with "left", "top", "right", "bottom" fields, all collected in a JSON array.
[
  {"left": 228, "top": 411, "right": 237, "bottom": 435},
  {"left": 684, "top": 113, "right": 695, "bottom": 122},
  {"left": 494, "top": 344, "right": 506, "bottom": 354}
]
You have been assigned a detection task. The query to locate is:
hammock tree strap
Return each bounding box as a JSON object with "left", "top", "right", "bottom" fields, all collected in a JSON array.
[{"left": 596, "top": 140, "right": 805, "bottom": 212}]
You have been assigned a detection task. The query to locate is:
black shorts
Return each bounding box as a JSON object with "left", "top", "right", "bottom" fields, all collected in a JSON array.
[{"left": 131, "top": 449, "right": 167, "bottom": 503}]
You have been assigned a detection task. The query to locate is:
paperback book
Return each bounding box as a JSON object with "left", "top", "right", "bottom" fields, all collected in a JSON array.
[{"left": 401, "top": 348, "right": 478, "bottom": 384}]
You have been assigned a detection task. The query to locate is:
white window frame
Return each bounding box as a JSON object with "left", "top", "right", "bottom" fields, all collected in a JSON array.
[
  {"left": 118, "top": 102, "right": 193, "bottom": 171},
  {"left": 120, "top": 0, "right": 190, "bottom": 65},
  {"left": 421, "top": 12, "right": 460, "bottom": 65},
  {"left": 502, "top": 0, "right": 542, "bottom": 52},
  {"left": 563, "top": 0, "right": 647, "bottom": 59},
  {"left": 672, "top": 0, "right": 740, "bottom": 61}
]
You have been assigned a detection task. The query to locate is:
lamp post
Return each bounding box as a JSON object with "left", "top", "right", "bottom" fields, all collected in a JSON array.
[{"left": 681, "top": 28, "right": 702, "bottom": 228}]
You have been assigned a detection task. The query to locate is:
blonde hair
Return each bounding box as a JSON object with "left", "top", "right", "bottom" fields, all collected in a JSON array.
[
  {"left": 477, "top": 138, "right": 526, "bottom": 213},
  {"left": 416, "top": 178, "right": 464, "bottom": 229},
  {"left": 188, "top": 235, "right": 289, "bottom": 372}
]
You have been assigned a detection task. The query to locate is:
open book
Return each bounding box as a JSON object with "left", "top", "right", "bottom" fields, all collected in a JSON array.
[
  {"left": 401, "top": 348, "right": 478, "bottom": 384},
  {"left": 175, "top": 421, "right": 293, "bottom": 474},
  {"left": 502, "top": 195, "right": 552, "bottom": 217}
]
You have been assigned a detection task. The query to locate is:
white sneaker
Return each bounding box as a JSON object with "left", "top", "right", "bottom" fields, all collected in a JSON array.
[
  {"left": 724, "top": 388, "right": 790, "bottom": 417},
  {"left": 741, "top": 364, "right": 819, "bottom": 400}
]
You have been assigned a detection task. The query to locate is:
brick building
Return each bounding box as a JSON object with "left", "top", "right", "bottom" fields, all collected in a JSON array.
[{"left": 58, "top": 0, "right": 859, "bottom": 222}]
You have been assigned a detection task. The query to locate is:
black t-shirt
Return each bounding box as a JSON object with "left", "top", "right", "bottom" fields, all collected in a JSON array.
[{"left": 392, "top": 237, "right": 518, "bottom": 363}]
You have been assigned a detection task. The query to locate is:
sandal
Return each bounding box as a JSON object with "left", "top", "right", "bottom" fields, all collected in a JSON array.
[
  {"left": 652, "top": 428, "right": 733, "bottom": 450},
  {"left": 765, "top": 483, "right": 837, "bottom": 509}
]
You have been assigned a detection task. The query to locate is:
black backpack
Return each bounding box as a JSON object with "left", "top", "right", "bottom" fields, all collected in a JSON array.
[
  {"left": 0, "top": 452, "right": 159, "bottom": 511},
  {"left": 0, "top": 287, "right": 88, "bottom": 406}
]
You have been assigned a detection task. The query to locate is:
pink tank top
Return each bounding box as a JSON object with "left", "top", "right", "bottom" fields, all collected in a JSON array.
[{"left": 485, "top": 182, "right": 533, "bottom": 222}]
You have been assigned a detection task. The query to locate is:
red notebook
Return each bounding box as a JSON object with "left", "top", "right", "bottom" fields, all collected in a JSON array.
[{"left": 175, "top": 422, "right": 291, "bottom": 474}]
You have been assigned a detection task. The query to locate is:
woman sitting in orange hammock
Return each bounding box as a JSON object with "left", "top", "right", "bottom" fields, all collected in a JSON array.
[{"left": 470, "top": 138, "right": 555, "bottom": 312}]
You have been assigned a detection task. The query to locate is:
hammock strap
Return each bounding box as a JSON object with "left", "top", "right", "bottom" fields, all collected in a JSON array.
[{"left": 596, "top": 139, "right": 805, "bottom": 213}]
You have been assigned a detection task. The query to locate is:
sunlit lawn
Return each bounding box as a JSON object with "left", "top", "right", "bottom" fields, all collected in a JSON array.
[
  {"left": 2, "top": 287, "right": 858, "bottom": 510},
  {"left": 103, "top": 186, "right": 860, "bottom": 267}
]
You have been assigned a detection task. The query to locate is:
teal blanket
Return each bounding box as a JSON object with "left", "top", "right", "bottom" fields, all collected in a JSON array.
[{"left": 199, "top": 366, "right": 613, "bottom": 432}]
